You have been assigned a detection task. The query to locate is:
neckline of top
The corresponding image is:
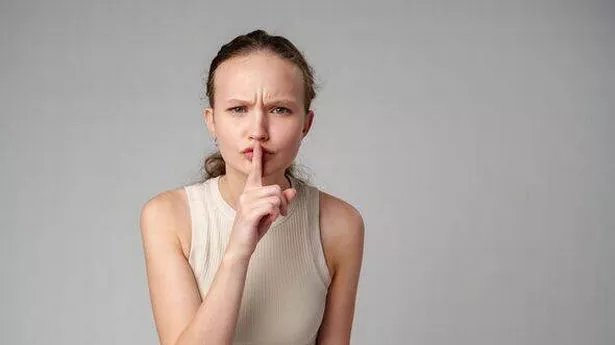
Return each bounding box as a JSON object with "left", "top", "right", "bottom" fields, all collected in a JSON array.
[{"left": 209, "top": 174, "right": 301, "bottom": 228}]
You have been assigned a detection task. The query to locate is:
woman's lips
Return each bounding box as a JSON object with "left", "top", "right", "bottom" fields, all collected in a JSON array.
[
  {"left": 243, "top": 151, "right": 272, "bottom": 160},
  {"left": 242, "top": 147, "right": 273, "bottom": 160}
]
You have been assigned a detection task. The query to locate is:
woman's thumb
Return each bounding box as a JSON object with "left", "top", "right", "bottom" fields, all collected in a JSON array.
[{"left": 284, "top": 188, "right": 297, "bottom": 205}]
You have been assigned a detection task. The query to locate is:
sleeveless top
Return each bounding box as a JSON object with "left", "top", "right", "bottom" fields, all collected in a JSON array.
[{"left": 183, "top": 175, "right": 332, "bottom": 345}]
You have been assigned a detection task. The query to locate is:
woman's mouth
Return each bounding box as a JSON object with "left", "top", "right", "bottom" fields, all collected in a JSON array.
[
  {"left": 242, "top": 147, "right": 273, "bottom": 160},
  {"left": 243, "top": 151, "right": 272, "bottom": 160}
]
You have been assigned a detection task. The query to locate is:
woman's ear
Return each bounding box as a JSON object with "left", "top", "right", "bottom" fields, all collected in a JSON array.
[
  {"left": 203, "top": 107, "right": 216, "bottom": 137},
  {"left": 302, "top": 110, "right": 315, "bottom": 138}
]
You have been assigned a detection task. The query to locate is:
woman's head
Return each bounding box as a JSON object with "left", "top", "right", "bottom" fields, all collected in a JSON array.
[{"left": 201, "top": 30, "right": 317, "bottom": 183}]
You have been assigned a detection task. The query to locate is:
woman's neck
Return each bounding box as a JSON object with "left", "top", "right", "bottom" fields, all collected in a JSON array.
[{"left": 218, "top": 170, "right": 291, "bottom": 211}]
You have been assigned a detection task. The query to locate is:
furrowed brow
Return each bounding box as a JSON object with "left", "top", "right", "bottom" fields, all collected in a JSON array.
[
  {"left": 266, "top": 99, "right": 298, "bottom": 107},
  {"left": 226, "top": 98, "right": 298, "bottom": 107}
]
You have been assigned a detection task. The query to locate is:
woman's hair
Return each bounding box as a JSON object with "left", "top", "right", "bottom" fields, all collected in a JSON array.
[{"left": 199, "top": 29, "right": 318, "bottom": 185}]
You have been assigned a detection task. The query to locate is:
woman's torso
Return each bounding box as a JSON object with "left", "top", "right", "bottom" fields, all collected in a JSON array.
[{"left": 179, "top": 175, "right": 333, "bottom": 345}]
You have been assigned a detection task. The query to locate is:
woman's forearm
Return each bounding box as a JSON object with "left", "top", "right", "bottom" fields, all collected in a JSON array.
[{"left": 174, "top": 251, "right": 250, "bottom": 345}]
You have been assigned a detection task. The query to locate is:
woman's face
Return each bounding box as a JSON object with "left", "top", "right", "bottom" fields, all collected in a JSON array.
[{"left": 204, "top": 51, "right": 314, "bottom": 178}]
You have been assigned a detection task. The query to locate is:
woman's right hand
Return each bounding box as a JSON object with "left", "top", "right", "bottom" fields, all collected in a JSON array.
[{"left": 225, "top": 141, "right": 297, "bottom": 261}]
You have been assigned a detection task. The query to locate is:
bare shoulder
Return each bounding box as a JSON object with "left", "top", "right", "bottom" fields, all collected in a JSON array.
[
  {"left": 318, "top": 190, "right": 365, "bottom": 278},
  {"left": 139, "top": 187, "right": 202, "bottom": 345},
  {"left": 139, "top": 187, "right": 192, "bottom": 259},
  {"left": 314, "top": 190, "right": 365, "bottom": 343}
]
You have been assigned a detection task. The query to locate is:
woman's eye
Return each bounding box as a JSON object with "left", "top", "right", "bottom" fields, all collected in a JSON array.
[
  {"left": 228, "top": 106, "right": 246, "bottom": 113},
  {"left": 227, "top": 106, "right": 291, "bottom": 115},
  {"left": 272, "top": 107, "right": 291, "bottom": 115}
]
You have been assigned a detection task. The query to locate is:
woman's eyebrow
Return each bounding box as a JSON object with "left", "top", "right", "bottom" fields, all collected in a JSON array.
[
  {"left": 268, "top": 99, "right": 298, "bottom": 107},
  {"left": 226, "top": 98, "right": 250, "bottom": 104},
  {"left": 226, "top": 98, "right": 298, "bottom": 106}
]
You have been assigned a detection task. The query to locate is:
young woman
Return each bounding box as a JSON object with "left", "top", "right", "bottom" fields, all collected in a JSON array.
[{"left": 140, "top": 29, "right": 364, "bottom": 345}]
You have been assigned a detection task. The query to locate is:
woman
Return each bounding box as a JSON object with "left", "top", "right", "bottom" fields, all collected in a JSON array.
[{"left": 140, "top": 29, "right": 364, "bottom": 345}]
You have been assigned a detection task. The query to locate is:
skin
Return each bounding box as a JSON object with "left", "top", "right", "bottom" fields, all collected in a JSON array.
[
  {"left": 204, "top": 50, "right": 308, "bottom": 203},
  {"left": 140, "top": 50, "right": 364, "bottom": 345}
]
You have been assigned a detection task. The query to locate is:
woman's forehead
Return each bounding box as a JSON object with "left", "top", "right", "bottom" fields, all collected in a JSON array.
[{"left": 214, "top": 52, "right": 304, "bottom": 101}]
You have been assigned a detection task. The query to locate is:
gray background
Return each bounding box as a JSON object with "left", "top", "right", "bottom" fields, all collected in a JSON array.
[{"left": 1, "top": 0, "right": 613, "bottom": 344}]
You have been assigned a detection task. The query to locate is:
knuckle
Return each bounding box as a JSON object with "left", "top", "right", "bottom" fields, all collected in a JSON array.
[
  {"left": 248, "top": 208, "right": 261, "bottom": 220},
  {"left": 270, "top": 184, "right": 282, "bottom": 193}
]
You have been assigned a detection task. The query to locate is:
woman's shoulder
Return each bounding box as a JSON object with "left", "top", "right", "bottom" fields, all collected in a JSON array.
[
  {"left": 317, "top": 190, "right": 362, "bottom": 222},
  {"left": 316, "top": 189, "right": 365, "bottom": 277},
  {"left": 139, "top": 187, "right": 193, "bottom": 259}
]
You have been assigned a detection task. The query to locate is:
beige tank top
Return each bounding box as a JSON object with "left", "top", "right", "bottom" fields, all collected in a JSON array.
[{"left": 183, "top": 175, "right": 332, "bottom": 345}]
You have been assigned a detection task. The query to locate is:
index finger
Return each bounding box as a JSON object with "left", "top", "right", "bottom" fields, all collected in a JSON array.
[{"left": 245, "top": 141, "right": 263, "bottom": 189}]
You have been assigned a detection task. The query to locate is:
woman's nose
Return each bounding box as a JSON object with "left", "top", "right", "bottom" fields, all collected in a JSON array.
[{"left": 249, "top": 110, "right": 269, "bottom": 141}]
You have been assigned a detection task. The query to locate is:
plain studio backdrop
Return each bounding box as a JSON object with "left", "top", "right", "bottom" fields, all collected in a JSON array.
[{"left": 1, "top": 0, "right": 613, "bottom": 344}]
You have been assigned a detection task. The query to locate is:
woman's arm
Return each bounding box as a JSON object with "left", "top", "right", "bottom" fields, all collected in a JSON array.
[
  {"left": 316, "top": 192, "right": 365, "bottom": 345},
  {"left": 140, "top": 190, "right": 249, "bottom": 345}
]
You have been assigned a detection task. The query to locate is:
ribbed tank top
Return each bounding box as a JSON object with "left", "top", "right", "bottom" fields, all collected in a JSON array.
[{"left": 183, "top": 175, "right": 332, "bottom": 345}]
